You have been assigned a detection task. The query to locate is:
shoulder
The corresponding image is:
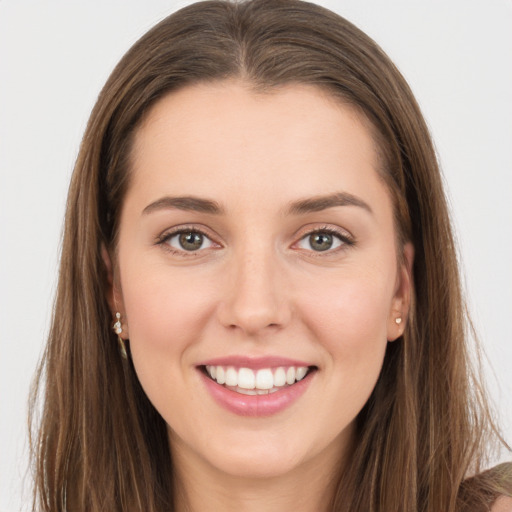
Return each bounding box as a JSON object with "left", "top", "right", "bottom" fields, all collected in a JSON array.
[{"left": 491, "top": 496, "right": 512, "bottom": 512}]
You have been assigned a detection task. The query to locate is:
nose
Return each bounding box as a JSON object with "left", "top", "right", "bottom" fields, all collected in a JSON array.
[{"left": 216, "top": 247, "right": 291, "bottom": 336}]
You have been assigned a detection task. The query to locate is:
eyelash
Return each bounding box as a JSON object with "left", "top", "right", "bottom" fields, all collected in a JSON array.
[
  {"left": 155, "top": 225, "right": 355, "bottom": 256},
  {"left": 295, "top": 226, "right": 355, "bottom": 255},
  {"left": 156, "top": 225, "right": 217, "bottom": 256}
]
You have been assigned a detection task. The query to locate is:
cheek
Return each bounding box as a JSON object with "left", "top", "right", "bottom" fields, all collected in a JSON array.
[
  {"left": 300, "top": 271, "right": 393, "bottom": 362},
  {"left": 119, "top": 263, "right": 218, "bottom": 377},
  {"left": 289, "top": 271, "right": 394, "bottom": 443},
  {"left": 118, "top": 264, "right": 225, "bottom": 426}
]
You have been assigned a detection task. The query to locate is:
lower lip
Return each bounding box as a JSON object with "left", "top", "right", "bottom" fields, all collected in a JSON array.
[{"left": 199, "top": 369, "right": 314, "bottom": 417}]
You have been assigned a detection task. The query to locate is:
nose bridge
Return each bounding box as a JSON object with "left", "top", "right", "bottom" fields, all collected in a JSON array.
[{"left": 219, "top": 238, "right": 290, "bottom": 334}]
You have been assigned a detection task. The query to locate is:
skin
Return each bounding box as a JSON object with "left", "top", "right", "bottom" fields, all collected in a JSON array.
[
  {"left": 107, "top": 80, "right": 413, "bottom": 512},
  {"left": 492, "top": 496, "right": 512, "bottom": 512}
]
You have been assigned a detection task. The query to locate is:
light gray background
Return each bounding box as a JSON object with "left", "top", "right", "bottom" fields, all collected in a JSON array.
[{"left": 1, "top": 1, "right": 511, "bottom": 510}]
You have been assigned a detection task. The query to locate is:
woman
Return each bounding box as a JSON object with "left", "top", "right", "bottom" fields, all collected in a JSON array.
[{"left": 30, "top": 0, "right": 512, "bottom": 510}]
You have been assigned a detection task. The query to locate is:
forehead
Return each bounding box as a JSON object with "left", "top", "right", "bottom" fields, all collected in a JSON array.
[
  {"left": 127, "top": 80, "right": 390, "bottom": 217},
  {"left": 134, "top": 80, "right": 375, "bottom": 151}
]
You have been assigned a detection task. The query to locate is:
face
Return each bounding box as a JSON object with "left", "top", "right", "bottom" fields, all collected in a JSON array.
[{"left": 110, "top": 81, "right": 412, "bottom": 483}]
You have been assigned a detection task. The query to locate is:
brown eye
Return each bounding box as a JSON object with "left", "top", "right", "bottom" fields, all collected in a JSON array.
[{"left": 179, "top": 232, "right": 204, "bottom": 251}]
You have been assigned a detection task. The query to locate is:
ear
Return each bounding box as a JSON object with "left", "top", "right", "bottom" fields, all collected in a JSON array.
[
  {"left": 101, "top": 244, "right": 129, "bottom": 339},
  {"left": 387, "top": 242, "right": 414, "bottom": 342}
]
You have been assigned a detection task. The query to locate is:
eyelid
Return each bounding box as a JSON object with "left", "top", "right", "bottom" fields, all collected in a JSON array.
[
  {"left": 155, "top": 223, "right": 354, "bottom": 256},
  {"left": 155, "top": 224, "right": 222, "bottom": 255},
  {"left": 292, "top": 224, "right": 355, "bottom": 252}
]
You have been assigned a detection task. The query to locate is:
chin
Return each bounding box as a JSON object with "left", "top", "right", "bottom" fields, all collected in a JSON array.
[
  {"left": 209, "top": 449, "right": 303, "bottom": 480},
  {"left": 198, "top": 426, "right": 330, "bottom": 481}
]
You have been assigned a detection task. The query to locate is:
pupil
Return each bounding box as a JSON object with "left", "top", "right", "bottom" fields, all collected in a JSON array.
[
  {"left": 179, "top": 232, "right": 203, "bottom": 251},
  {"left": 310, "top": 233, "right": 332, "bottom": 251}
]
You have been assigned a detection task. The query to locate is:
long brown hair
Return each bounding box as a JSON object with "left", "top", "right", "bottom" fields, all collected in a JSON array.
[{"left": 30, "top": 1, "right": 511, "bottom": 510}]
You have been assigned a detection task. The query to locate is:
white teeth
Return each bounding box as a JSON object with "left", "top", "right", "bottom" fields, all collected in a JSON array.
[
  {"left": 295, "top": 366, "right": 308, "bottom": 381},
  {"left": 273, "top": 367, "right": 286, "bottom": 387},
  {"left": 256, "top": 369, "right": 274, "bottom": 389},
  {"left": 286, "top": 367, "right": 296, "bottom": 385},
  {"left": 205, "top": 364, "right": 312, "bottom": 391},
  {"left": 225, "top": 367, "right": 238, "bottom": 386},
  {"left": 236, "top": 387, "right": 256, "bottom": 395},
  {"left": 238, "top": 367, "right": 256, "bottom": 389},
  {"left": 216, "top": 366, "right": 226, "bottom": 385}
]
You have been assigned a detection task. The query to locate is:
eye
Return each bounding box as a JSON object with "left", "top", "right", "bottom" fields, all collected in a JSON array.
[
  {"left": 296, "top": 230, "right": 347, "bottom": 252},
  {"left": 163, "top": 230, "right": 215, "bottom": 252}
]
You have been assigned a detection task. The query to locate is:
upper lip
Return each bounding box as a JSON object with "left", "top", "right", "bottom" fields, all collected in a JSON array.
[{"left": 197, "top": 355, "right": 315, "bottom": 370}]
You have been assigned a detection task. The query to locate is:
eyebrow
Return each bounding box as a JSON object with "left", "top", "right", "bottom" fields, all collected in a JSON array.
[
  {"left": 286, "top": 192, "right": 373, "bottom": 215},
  {"left": 142, "top": 196, "right": 224, "bottom": 215},
  {"left": 141, "top": 191, "right": 372, "bottom": 217}
]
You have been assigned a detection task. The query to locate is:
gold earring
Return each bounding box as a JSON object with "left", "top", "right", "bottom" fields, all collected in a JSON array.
[{"left": 113, "top": 312, "right": 128, "bottom": 359}]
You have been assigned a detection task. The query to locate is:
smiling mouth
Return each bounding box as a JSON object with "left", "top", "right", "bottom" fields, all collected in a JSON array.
[{"left": 202, "top": 365, "right": 317, "bottom": 395}]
